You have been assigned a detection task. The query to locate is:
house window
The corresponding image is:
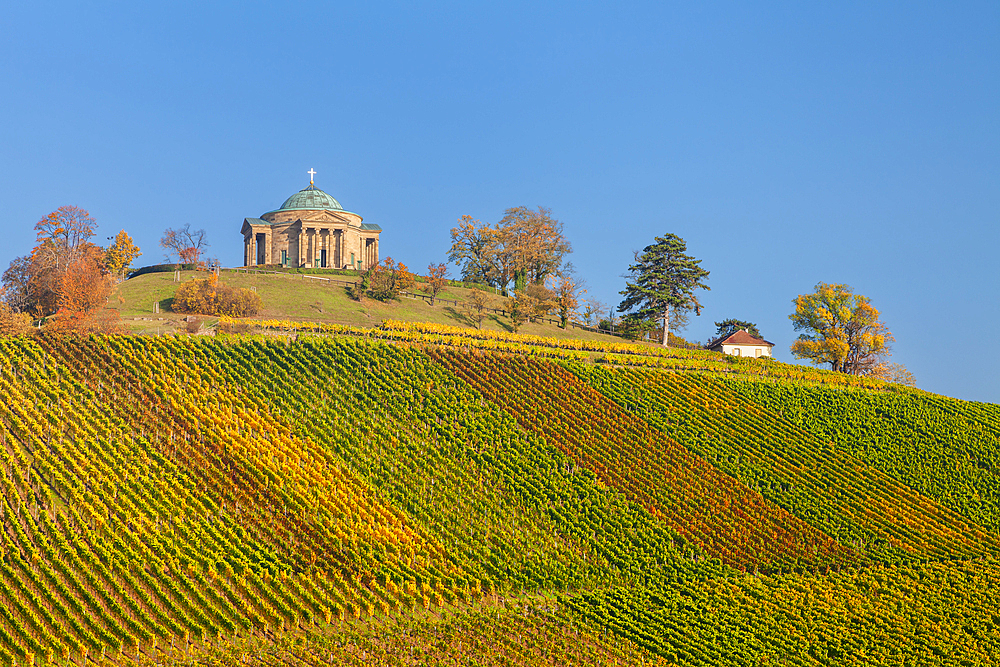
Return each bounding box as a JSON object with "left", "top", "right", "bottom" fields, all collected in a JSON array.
[
  {"left": 733, "top": 348, "right": 741, "bottom": 357},
  {"left": 351, "top": 252, "right": 355, "bottom": 267},
  {"left": 755, "top": 348, "right": 762, "bottom": 358}
]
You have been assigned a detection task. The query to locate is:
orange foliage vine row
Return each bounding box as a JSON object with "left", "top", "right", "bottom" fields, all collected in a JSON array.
[{"left": 427, "top": 348, "right": 858, "bottom": 571}]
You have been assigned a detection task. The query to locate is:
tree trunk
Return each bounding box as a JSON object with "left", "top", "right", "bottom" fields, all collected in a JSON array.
[{"left": 662, "top": 309, "right": 669, "bottom": 347}]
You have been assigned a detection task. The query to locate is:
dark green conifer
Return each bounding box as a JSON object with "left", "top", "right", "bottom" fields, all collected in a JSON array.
[{"left": 617, "top": 233, "right": 710, "bottom": 346}]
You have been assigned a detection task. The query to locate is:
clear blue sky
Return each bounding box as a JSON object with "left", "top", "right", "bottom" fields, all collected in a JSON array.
[{"left": 2, "top": 2, "right": 997, "bottom": 403}]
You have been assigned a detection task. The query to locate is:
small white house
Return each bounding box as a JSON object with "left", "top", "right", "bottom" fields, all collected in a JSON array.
[{"left": 708, "top": 330, "right": 774, "bottom": 358}]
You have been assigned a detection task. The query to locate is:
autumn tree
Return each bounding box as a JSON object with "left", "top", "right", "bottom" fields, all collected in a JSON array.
[
  {"left": 714, "top": 318, "right": 762, "bottom": 339},
  {"left": 0, "top": 295, "right": 32, "bottom": 336},
  {"left": 0, "top": 206, "right": 109, "bottom": 318},
  {"left": 553, "top": 273, "right": 585, "bottom": 329},
  {"left": 1, "top": 257, "right": 32, "bottom": 313},
  {"left": 423, "top": 263, "right": 448, "bottom": 305},
  {"left": 618, "top": 234, "right": 710, "bottom": 346},
  {"left": 869, "top": 362, "right": 916, "bottom": 386},
  {"left": 1, "top": 206, "right": 144, "bottom": 331},
  {"left": 463, "top": 287, "right": 495, "bottom": 329},
  {"left": 789, "top": 282, "right": 894, "bottom": 374},
  {"left": 103, "top": 230, "right": 142, "bottom": 281},
  {"left": 507, "top": 292, "right": 531, "bottom": 333},
  {"left": 161, "top": 224, "right": 209, "bottom": 265},
  {"left": 448, "top": 207, "right": 571, "bottom": 296},
  {"left": 35, "top": 205, "right": 96, "bottom": 253},
  {"left": 447, "top": 216, "right": 495, "bottom": 286},
  {"left": 47, "top": 245, "right": 121, "bottom": 333},
  {"left": 26, "top": 206, "right": 100, "bottom": 316},
  {"left": 499, "top": 206, "right": 571, "bottom": 291},
  {"left": 351, "top": 257, "right": 415, "bottom": 302}
]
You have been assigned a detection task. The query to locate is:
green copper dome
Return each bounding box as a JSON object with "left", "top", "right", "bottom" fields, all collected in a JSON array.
[{"left": 276, "top": 185, "right": 344, "bottom": 212}]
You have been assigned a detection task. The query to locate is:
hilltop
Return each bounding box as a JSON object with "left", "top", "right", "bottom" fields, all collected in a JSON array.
[{"left": 110, "top": 269, "right": 624, "bottom": 343}]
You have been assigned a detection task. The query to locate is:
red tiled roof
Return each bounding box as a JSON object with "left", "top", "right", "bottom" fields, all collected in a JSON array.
[{"left": 708, "top": 330, "right": 774, "bottom": 348}]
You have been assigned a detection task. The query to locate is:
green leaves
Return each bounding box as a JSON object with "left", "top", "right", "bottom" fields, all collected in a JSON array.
[{"left": 618, "top": 233, "right": 710, "bottom": 342}]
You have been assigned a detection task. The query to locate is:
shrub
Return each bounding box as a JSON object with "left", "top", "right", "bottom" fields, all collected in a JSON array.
[
  {"left": 350, "top": 258, "right": 415, "bottom": 302},
  {"left": 218, "top": 320, "right": 251, "bottom": 335},
  {"left": 127, "top": 263, "right": 198, "bottom": 279},
  {"left": 172, "top": 275, "right": 262, "bottom": 317},
  {"left": 0, "top": 301, "right": 33, "bottom": 336}
]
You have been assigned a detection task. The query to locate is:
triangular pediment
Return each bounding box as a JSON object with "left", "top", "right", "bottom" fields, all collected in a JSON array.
[
  {"left": 296, "top": 209, "right": 356, "bottom": 225},
  {"left": 320, "top": 210, "right": 354, "bottom": 224}
]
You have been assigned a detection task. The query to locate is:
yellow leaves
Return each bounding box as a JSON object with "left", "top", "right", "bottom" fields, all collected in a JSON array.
[
  {"left": 790, "top": 282, "right": 896, "bottom": 375},
  {"left": 103, "top": 230, "right": 142, "bottom": 277},
  {"left": 0, "top": 302, "right": 32, "bottom": 337}
]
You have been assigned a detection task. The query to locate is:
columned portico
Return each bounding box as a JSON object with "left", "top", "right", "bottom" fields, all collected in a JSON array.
[{"left": 240, "top": 173, "right": 382, "bottom": 270}]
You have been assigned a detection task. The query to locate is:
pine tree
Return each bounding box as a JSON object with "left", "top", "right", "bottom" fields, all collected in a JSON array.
[
  {"left": 714, "top": 318, "right": 761, "bottom": 339},
  {"left": 617, "top": 234, "right": 709, "bottom": 346}
]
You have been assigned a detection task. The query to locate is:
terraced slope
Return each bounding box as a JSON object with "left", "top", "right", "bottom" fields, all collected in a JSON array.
[
  {"left": 0, "top": 335, "right": 727, "bottom": 665},
  {"left": 429, "top": 348, "right": 855, "bottom": 571},
  {"left": 568, "top": 365, "right": 1000, "bottom": 564},
  {"left": 568, "top": 558, "right": 1000, "bottom": 666},
  {"left": 0, "top": 333, "right": 997, "bottom": 666},
  {"left": 723, "top": 378, "right": 1000, "bottom": 533}
]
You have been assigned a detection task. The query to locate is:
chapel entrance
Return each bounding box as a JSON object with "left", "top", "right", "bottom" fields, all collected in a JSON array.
[{"left": 256, "top": 233, "right": 266, "bottom": 265}]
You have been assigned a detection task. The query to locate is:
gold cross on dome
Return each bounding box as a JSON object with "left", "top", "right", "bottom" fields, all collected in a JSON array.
[{"left": 308, "top": 168, "right": 316, "bottom": 185}]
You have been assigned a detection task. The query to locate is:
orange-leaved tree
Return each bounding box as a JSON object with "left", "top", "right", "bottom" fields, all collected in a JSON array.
[
  {"left": 423, "top": 263, "right": 448, "bottom": 305},
  {"left": 790, "top": 282, "right": 893, "bottom": 374},
  {"left": 27, "top": 206, "right": 100, "bottom": 316},
  {"left": 448, "top": 207, "right": 572, "bottom": 296},
  {"left": 553, "top": 274, "right": 584, "bottom": 329},
  {"left": 48, "top": 246, "right": 120, "bottom": 333},
  {"left": 365, "top": 257, "right": 415, "bottom": 301}
]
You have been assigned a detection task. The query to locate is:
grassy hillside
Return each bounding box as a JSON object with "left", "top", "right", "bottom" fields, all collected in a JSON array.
[
  {"left": 110, "top": 269, "right": 618, "bottom": 343},
  {"left": 0, "top": 331, "right": 997, "bottom": 665}
]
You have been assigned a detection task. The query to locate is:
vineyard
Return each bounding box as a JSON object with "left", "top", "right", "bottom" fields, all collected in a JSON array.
[
  {"left": 229, "top": 316, "right": 907, "bottom": 387},
  {"left": 721, "top": 378, "right": 1000, "bottom": 535},
  {"left": 568, "top": 364, "right": 1000, "bottom": 563},
  {"left": 0, "top": 329, "right": 997, "bottom": 665}
]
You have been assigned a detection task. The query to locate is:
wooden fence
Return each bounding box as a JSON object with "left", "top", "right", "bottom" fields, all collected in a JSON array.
[{"left": 223, "top": 267, "right": 625, "bottom": 337}]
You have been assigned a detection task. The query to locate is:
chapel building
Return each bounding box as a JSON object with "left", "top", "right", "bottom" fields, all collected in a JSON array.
[{"left": 241, "top": 175, "right": 381, "bottom": 270}]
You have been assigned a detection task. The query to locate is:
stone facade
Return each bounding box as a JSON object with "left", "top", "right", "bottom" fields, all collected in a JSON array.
[{"left": 240, "top": 183, "right": 381, "bottom": 270}]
